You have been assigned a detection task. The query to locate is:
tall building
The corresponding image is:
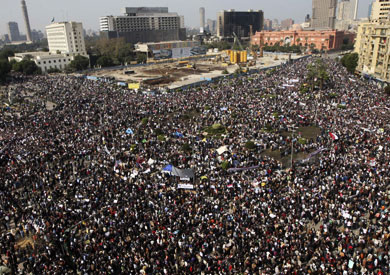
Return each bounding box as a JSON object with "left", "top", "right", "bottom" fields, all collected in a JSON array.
[
  {"left": 206, "top": 19, "right": 217, "bottom": 33},
  {"left": 21, "top": 0, "right": 32, "bottom": 42},
  {"left": 281, "top": 18, "right": 294, "bottom": 30},
  {"left": 100, "top": 7, "right": 186, "bottom": 44},
  {"left": 371, "top": 0, "right": 390, "bottom": 20},
  {"left": 7, "top": 22, "right": 21, "bottom": 42},
  {"left": 368, "top": 1, "right": 374, "bottom": 19},
  {"left": 311, "top": 0, "right": 338, "bottom": 29},
  {"left": 199, "top": 7, "right": 205, "bottom": 33},
  {"left": 217, "top": 9, "right": 264, "bottom": 38},
  {"left": 354, "top": 20, "right": 390, "bottom": 82},
  {"left": 337, "top": 0, "right": 359, "bottom": 21},
  {"left": 264, "top": 19, "right": 273, "bottom": 30},
  {"left": 46, "top": 22, "right": 87, "bottom": 55}
]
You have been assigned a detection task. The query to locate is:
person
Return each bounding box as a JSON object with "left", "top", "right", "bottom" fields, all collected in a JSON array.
[{"left": 0, "top": 57, "right": 389, "bottom": 274}]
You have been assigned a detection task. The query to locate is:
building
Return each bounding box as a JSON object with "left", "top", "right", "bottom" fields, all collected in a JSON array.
[
  {"left": 251, "top": 29, "right": 356, "bottom": 51},
  {"left": 371, "top": 0, "right": 390, "bottom": 20},
  {"left": 11, "top": 51, "right": 81, "bottom": 72},
  {"left": 264, "top": 19, "right": 273, "bottom": 31},
  {"left": 354, "top": 19, "right": 390, "bottom": 82},
  {"left": 100, "top": 7, "right": 186, "bottom": 44},
  {"left": 368, "top": 1, "right": 374, "bottom": 19},
  {"left": 21, "top": 0, "right": 32, "bottom": 42},
  {"left": 9, "top": 21, "right": 88, "bottom": 73},
  {"left": 31, "top": 29, "right": 44, "bottom": 41},
  {"left": 135, "top": 40, "right": 205, "bottom": 60},
  {"left": 46, "top": 22, "right": 87, "bottom": 56},
  {"left": 7, "top": 22, "right": 21, "bottom": 42},
  {"left": 305, "top": 14, "right": 311, "bottom": 23},
  {"left": 199, "top": 7, "right": 205, "bottom": 33},
  {"left": 311, "top": 0, "right": 338, "bottom": 29},
  {"left": 217, "top": 9, "right": 264, "bottom": 38},
  {"left": 281, "top": 19, "right": 294, "bottom": 30},
  {"left": 337, "top": 0, "right": 359, "bottom": 21},
  {"left": 206, "top": 19, "right": 217, "bottom": 34},
  {"left": 272, "top": 19, "right": 280, "bottom": 30}
]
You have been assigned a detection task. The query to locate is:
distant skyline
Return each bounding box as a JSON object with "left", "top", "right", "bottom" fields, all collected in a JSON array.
[{"left": 0, "top": 0, "right": 373, "bottom": 35}]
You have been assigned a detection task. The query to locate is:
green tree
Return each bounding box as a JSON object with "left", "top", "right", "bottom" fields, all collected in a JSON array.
[
  {"left": 0, "top": 49, "right": 14, "bottom": 60},
  {"left": 67, "top": 55, "right": 90, "bottom": 72},
  {"left": 0, "top": 60, "right": 11, "bottom": 82},
  {"left": 12, "top": 60, "right": 41, "bottom": 75},
  {"left": 96, "top": 56, "right": 114, "bottom": 67},
  {"left": 340, "top": 53, "right": 359, "bottom": 73},
  {"left": 136, "top": 53, "right": 147, "bottom": 64},
  {"left": 384, "top": 86, "right": 390, "bottom": 96}
]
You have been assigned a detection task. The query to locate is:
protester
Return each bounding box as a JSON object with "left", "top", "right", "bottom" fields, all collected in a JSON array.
[{"left": 1, "top": 57, "right": 389, "bottom": 274}]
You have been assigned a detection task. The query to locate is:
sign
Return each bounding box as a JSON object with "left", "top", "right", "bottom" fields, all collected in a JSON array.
[
  {"left": 178, "top": 184, "right": 194, "bottom": 190},
  {"left": 128, "top": 83, "right": 140, "bottom": 90}
]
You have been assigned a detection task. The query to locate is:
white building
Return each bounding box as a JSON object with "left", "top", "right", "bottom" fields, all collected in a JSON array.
[
  {"left": 46, "top": 22, "right": 87, "bottom": 55},
  {"left": 11, "top": 52, "right": 78, "bottom": 72},
  {"left": 9, "top": 21, "right": 89, "bottom": 73}
]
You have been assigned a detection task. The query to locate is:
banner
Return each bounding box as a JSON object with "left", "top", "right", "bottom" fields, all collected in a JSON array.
[
  {"left": 128, "top": 83, "right": 140, "bottom": 90},
  {"left": 227, "top": 165, "right": 260, "bottom": 172},
  {"left": 178, "top": 184, "right": 194, "bottom": 190}
]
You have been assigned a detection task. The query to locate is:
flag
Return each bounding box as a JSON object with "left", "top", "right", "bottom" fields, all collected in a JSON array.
[
  {"left": 329, "top": 132, "right": 338, "bottom": 140},
  {"left": 51, "top": 17, "right": 55, "bottom": 23},
  {"left": 227, "top": 184, "right": 233, "bottom": 188}
]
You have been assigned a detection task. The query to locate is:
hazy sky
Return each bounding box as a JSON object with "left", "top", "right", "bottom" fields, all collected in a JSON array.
[{"left": 0, "top": 0, "right": 373, "bottom": 35}]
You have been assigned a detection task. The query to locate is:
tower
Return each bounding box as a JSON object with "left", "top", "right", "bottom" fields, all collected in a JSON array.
[
  {"left": 199, "top": 7, "right": 205, "bottom": 33},
  {"left": 21, "top": 0, "right": 32, "bottom": 42}
]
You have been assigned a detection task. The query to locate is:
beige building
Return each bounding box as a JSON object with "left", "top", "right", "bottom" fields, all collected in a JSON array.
[
  {"left": 354, "top": 19, "right": 390, "bottom": 82},
  {"left": 46, "top": 22, "right": 87, "bottom": 56},
  {"left": 9, "top": 21, "right": 88, "bottom": 73},
  {"left": 311, "top": 0, "right": 337, "bottom": 30},
  {"left": 371, "top": 0, "right": 390, "bottom": 20}
]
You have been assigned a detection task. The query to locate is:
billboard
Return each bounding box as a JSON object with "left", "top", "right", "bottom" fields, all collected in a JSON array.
[{"left": 152, "top": 46, "right": 207, "bottom": 60}]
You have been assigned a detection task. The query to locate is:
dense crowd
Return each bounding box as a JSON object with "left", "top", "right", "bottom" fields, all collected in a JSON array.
[{"left": 1, "top": 57, "right": 390, "bottom": 274}]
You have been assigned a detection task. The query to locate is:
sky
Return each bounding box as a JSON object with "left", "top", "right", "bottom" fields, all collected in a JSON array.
[{"left": 0, "top": 0, "right": 373, "bottom": 35}]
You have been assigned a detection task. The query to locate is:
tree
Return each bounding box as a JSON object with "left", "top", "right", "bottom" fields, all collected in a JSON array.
[
  {"left": 0, "top": 60, "right": 11, "bottom": 83},
  {"left": 384, "top": 86, "right": 390, "bottom": 96},
  {"left": 96, "top": 56, "right": 114, "bottom": 67},
  {"left": 340, "top": 53, "right": 359, "bottom": 73},
  {"left": 67, "top": 55, "right": 90, "bottom": 72},
  {"left": 12, "top": 60, "right": 41, "bottom": 75},
  {"left": 136, "top": 53, "right": 147, "bottom": 64},
  {"left": 0, "top": 49, "right": 14, "bottom": 60}
]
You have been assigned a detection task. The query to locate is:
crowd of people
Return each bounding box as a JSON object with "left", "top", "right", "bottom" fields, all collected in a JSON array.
[{"left": 0, "top": 57, "right": 390, "bottom": 274}]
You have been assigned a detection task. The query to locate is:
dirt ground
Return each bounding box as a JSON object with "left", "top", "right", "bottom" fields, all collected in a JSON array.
[{"left": 92, "top": 59, "right": 229, "bottom": 87}]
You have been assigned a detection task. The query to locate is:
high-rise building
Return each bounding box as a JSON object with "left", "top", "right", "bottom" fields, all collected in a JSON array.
[
  {"left": 368, "top": 1, "right": 374, "bottom": 19},
  {"left": 371, "top": 0, "right": 390, "bottom": 20},
  {"left": 46, "top": 22, "right": 87, "bottom": 55},
  {"left": 354, "top": 20, "right": 390, "bottom": 82},
  {"left": 7, "top": 22, "right": 21, "bottom": 42},
  {"left": 21, "top": 0, "right": 32, "bottom": 42},
  {"left": 199, "top": 7, "right": 205, "bottom": 33},
  {"left": 337, "top": 0, "right": 359, "bottom": 21},
  {"left": 206, "top": 19, "right": 217, "bottom": 34},
  {"left": 311, "top": 0, "right": 338, "bottom": 29},
  {"left": 217, "top": 9, "right": 264, "bottom": 38},
  {"left": 264, "top": 19, "right": 273, "bottom": 31},
  {"left": 281, "top": 18, "right": 295, "bottom": 30},
  {"left": 100, "top": 7, "right": 186, "bottom": 44}
]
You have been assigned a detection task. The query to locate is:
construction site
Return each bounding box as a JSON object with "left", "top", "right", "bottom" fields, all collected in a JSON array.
[{"left": 88, "top": 36, "right": 302, "bottom": 89}]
